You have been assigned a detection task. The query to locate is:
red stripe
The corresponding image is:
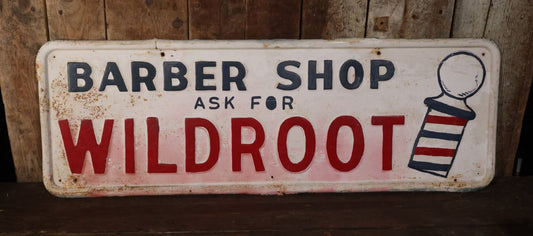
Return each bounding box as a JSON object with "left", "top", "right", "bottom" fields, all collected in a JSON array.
[
  {"left": 426, "top": 115, "right": 467, "bottom": 126},
  {"left": 414, "top": 147, "right": 456, "bottom": 157}
]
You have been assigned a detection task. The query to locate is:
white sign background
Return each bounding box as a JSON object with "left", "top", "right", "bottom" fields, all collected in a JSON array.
[{"left": 37, "top": 39, "right": 499, "bottom": 197}]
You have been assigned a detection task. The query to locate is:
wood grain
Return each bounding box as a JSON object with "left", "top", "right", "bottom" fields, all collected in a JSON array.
[
  {"left": 301, "top": 0, "right": 368, "bottom": 39},
  {"left": 452, "top": 0, "right": 490, "bottom": 38},
  {"left": 106, "top": 0, "right": 188, "bottom": 40},
  {"left": 366, "top": 0, "right": 455, "bottom": 38},
  {"left": 0, "top": 0, "right": 48, "bottom": 182},
  {"left": 246, "top": 0, "right": 301, "bottom": 39},
  {"left": 46, "top": 0, "right": 106, "bottom": 40},
  {"left": 484, "top": 0, "right": 533, "bottom": 176},
  {"left": 189, "top": 0, "right": 245, "bottom": 39},
  {"left": 1, "top": 177, "right": 532, "bottom": 234}
]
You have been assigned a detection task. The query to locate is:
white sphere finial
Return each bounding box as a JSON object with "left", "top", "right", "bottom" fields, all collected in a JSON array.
[{"left": 438, "top": 52, "right": 486, "bottom": 100}]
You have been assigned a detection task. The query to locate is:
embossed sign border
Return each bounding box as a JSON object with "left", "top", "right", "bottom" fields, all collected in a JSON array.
[{"left": 37, "top": 39, "right": 499, "bottom": 197}]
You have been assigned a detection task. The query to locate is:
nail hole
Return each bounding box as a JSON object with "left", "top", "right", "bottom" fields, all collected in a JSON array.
[{"left": 160, "top": 52, "right": 165, "bottom": 57}]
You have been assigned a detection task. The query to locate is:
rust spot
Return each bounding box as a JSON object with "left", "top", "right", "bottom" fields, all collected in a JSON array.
[
  {"left": 130, "top": 95, "right": 136, "bottom": 106},
  {"left": 72, "top": 89, "right": 107, "bottom": 118},
  {"left": 274, "top": 184, "right": 287, "bottom": 195},
  {"left": 370, "top": 48, "right": 382, "bottom": 56},
  {"left": 263, "top": 43, "right": 269, "bottom": 48},
  {"left": 373, "top": 16, "right": 389, "bottom": 32},
  {"left": 455, "top": 182, "right": 467, "bottom": 188},
  {"left": 50, "top": 79, "right": 73, "bottom": 118}
]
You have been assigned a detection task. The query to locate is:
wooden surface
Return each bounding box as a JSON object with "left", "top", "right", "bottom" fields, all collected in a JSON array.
[
  {"left": 0, "top": 0, "right": 48, "bottom": 182},
  {"left": 301, "top": 0, "right": 367, "bottom": 39},
  {"left": 245, "top": 0, "right": 301, "bottom": 39},
  {"left": 2, "top": 0, "right": 533, "bottom": 181},
  {"left": 452, "top": 0, "right": 491, "bottom": 38},
  {"left": 366, "top": 0, "right": 455, "bottom": 38},
  {"left": 484, "top": 0, "right": 533, "bottom": 176},
  {"left": 1, "top": 177, "right": 532, "bottom": 235},
  {"left": 46, "top": 0, "right": 105, "bottom": 40},
  {"left": 189, "top": 0, "right": 245, "bottom": 39},
  {"left": 106, "top": 0, "right": 188, "bottom": 40}
]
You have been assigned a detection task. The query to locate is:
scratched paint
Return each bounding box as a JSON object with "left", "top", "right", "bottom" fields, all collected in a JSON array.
[{"left": 37, "top": 39, "right": 499, "bottom": 197}]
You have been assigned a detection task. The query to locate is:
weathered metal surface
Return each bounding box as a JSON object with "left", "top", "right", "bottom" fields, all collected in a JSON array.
[{"left": 37, "top": 39, "right": 499, "bottom": 197}]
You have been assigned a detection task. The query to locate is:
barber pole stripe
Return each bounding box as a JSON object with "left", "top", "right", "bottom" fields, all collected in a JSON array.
[
  {"left": 417, "top": 137, "right": 457, "bottom": 149},
  {"left": 419, "top": 130, "right": 461, "bottom": 141},
  {"left": 414, "top": 147, "right": 456, "bottom": 156},
  {"left": 412, "top": 155, "right": 454, "bottom": 165},
  {"left": 408, "top": 109, "right": 469, "bottom": 177},
  {"left": 426, "top": 115, "right": 467, "bottom": 126}
]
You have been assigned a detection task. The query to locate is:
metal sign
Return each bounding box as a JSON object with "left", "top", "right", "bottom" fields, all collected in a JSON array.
[{"left": 37, "top": 39, "right": 499, "bottom": 197}]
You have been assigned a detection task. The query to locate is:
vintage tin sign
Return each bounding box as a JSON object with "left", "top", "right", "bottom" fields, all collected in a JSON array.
[{"left": 37, "top": 39, "right": 499, "bottom": 197}]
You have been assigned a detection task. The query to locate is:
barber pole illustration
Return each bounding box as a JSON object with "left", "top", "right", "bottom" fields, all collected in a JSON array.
[{"left": 408, "top": 51, "right": 486, "bottom": 178}]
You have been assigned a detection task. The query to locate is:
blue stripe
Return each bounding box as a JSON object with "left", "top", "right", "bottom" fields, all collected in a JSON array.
[
  {"left": 408, "top": 161, "right": 451, "bottom": 172},
  {"left": 424, "top": 98, "right": 476, "bottom": 120},
  {"left": 419, "top": 130, "right": 461, "bottom": 141}
]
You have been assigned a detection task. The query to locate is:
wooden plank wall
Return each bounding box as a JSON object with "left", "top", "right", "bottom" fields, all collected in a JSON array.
[
  {"left": 1, "top": 0, "right": 532, "bottom": 181},
  {"left": 0, "top": 0, "right": 48, "bottom": 182}
]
